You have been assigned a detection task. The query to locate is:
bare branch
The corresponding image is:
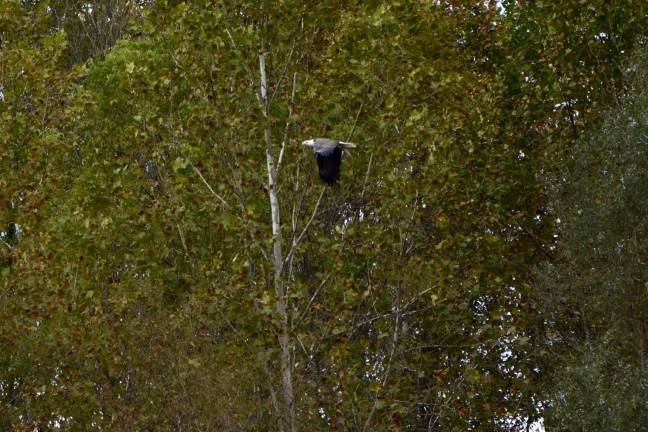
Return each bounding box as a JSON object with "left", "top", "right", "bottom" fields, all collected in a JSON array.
[
  {"left": 192, "top": 164, "right": 230, "bottom": 208},
  {"left": 276, "top": 72, "right": 298, "bottom": 179},
  {"left": 269, "top": 16, "right": 304, "bottom": 107},
  {"left": 361, "top": 153, "right": 373, "bottom": 200},
  {"left": 0, "top": 237, "right": 14, "bottom": 251},
  {"left": 347, "top": 100, "right": 364, "bottom": 142},
  {"left": 282, "top": 186, "right": 326, "bottom": 271},
  {"left": 294, "top": 274, "right": 332, "bottom": 327},
  {"left": 405, "top": 341, "right": 488, "bottom": 353},
  {"left": 269, "top": 44, "right": 296, "bottom": 107},
  {"left": 345, "top": 307, "right": 430, "bottom": 334},
  {"left": 429, "top": 376, "right": 466, "bottom": 430},
  {"left": 291, "top": 191, "right": 300, "bottom": 234},
  {"left": 286, "top": 170, "right": 305, "bottom": 285},
  {"left": 176, "top": 224, "right": 188, "bottom": 253},
  {"left": 220, "top": 4, "right": 262, "bottom": 106},
  {"left": 193, "top": 164, "right": 270, "bottom": 262}
]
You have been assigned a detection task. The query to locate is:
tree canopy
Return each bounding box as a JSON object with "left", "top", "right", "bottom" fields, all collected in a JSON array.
[{"left": 1, "top": 1, "right": 647, "bottom": 430}]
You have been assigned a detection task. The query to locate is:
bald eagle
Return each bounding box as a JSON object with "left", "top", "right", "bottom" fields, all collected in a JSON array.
[{"left": 302, "top": 138, "right": 356, "bottom": 185}]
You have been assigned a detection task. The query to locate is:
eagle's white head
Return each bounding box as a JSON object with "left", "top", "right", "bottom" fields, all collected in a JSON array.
[{"left": 302, "top": 139, "right": 316, "bottom": 147}]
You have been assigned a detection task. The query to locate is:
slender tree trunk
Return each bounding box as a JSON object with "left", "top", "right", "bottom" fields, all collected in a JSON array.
[{"left": 259, "top": 52, "right": 296, "bottom": 432}]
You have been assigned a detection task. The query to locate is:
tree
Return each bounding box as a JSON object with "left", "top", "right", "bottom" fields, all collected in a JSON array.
[
  {"left": 2, "top": 1, "right": 648, "bottom": 430},
  {"left": 537, "top": 41, "right": 648, "bottom": 430}
]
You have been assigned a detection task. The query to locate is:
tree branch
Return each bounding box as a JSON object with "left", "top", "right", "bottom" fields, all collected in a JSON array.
[
  {"left": 220, "top": 1, "right": 262, "bottom": 106},
  {"left": 192, "top": 164, "right": 230, "bottom": 208},
  {"left": 294, "top": 274, "right": 332, "bottom": 327},
  {"left": 361, "top": 153, "right": 373, "bottom": 200},
  {"left": 347, "top": 100, "right": 364, "bottom": 142},
  {"left": 193, "top": 164, "right": 270, "bottom": 262},
  {"left": 282, "top": 186, "right": 326, "bottom": 271},
  {"left": 269, "top": 17, "right": 304, "bottom": 107},
  {"left": 0, "top": 237, "right": 14, "bottom": 251},
  {"left": 176, "top": 224, "right": 188, "bottom": 253},
  {"left": 276, "top": 72, "right": 298, "bottom": 179}
]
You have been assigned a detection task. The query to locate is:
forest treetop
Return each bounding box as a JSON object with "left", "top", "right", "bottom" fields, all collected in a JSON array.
[{"left": 1, "top": 1, "right": 647, "bottom": 430}]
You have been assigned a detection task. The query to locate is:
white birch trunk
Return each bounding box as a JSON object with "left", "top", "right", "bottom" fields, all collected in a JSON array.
[{"left": 259, "top": 52, "right": 296, "bottom": 432}]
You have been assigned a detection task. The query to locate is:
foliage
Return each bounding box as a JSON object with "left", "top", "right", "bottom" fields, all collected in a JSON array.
[
  {"left": 544, "top": 342, "right": 648, "bottom": 432},
  {"left": 1, "top": 0, "right": 647, "bottom": 430},
  {"left": 537, "top": 41, "right": 648, "bottom": 430}
]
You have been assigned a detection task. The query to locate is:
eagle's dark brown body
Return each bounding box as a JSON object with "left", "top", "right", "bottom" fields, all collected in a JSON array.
[{"left": 302, "top": 138, "right": 356, "bottom": 185}]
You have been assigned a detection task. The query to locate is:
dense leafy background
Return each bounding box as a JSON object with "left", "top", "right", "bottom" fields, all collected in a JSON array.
[{"left": 1, "top": 1, "right": 647, "bottom": 430}]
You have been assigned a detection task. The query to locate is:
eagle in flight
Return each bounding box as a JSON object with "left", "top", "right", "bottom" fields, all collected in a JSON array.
[{"left": 302, "top": 138, "right": 356, "bottom": 185}]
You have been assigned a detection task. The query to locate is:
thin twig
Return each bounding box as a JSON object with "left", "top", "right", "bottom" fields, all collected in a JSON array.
[
  {"left": 347, "top": 100, "right": 364, "bottom": 142},
  {"left": 518, "top": 222, "right": 555, "bottom": 261},
  {"left": 0, "top": 238, "right": 13, "bottom": 251},
  {"left": 192, "top": 165, "right": 230, "bottom": 208},
  {"left": 176, "top": 224, "right": 188, "bottom": 253},
  {"left": 276, "top": 72, "right": 298, "bottom": 178},
  {"left": 193, "top": 164, "right": 270, "bottom": 262},
  {"left": 361, "top": 153, "right": 373, "bottom": 200},
  {"left": 294, "top": 274, "right": 332, "bottom": 327},
  {"left": 282, "top": 186, "right": 326, "bottom": 271},
  {"left": 269, "top": 16, "right": 304, "bottom": 107},
  {"left": 291, "top": 192, "right": 300, "bottom": 234},
  {"left": 402, "top": 287, "right": 432, "bottom": 309},
  {"left": 221, "top": 9, "right": 261, "bottom": 105},
  {"left": 404, "top": 342, "right": 488, "bottom": 353},
  {"left": 286, "top": 169, "right": 305, "bottom": 286},
  {"left": 269, "top": 44, "right": 296, "bottom": 107},
  {"left": 348, "top": 307, "right": 429, "bottom": 332},
  {"left": 429, "top": 376, "right": 465, "bottom": 430}
]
